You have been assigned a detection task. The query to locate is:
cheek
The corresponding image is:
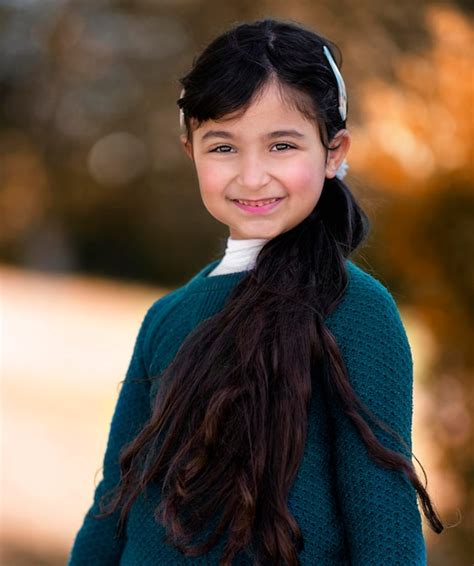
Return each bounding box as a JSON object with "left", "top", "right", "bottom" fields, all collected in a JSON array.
[
  {"left": 196, "top": 162, "right": 228, "bottom": 197},
  {"left": 283, "top": 157, "right": 325, "bottom": 196}
]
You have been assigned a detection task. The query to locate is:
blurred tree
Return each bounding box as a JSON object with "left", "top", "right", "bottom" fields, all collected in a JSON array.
[
  {"left": 0, "top": 0, "right": 469, "bottom": 284},
  {"left": 347, "top": 6, "right": 473, "bottom": 562}
]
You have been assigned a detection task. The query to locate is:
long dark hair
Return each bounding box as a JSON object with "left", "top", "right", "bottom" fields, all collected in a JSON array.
[{"left": 95, "top": 18, "right": 443, "bottom": 565}]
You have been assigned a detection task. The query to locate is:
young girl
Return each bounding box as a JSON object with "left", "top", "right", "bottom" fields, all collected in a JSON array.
[{"left": 68, "top": 18, "right": 443, "bottom": 566}]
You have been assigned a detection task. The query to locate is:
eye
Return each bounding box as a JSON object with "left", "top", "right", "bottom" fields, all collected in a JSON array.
[
  {"left": 271, "top": 143, "right": 295, "bottom": 151},
  {"left": 210, "top": 145, "right": 234, "bottom": 153},
  {"left": 209, "top": 143, "right": 296, "bottom": 153}
]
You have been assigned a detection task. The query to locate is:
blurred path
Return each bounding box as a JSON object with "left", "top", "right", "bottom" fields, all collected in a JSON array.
[{"left": 1, "top": 264, "right": 166, "bottom": 559}]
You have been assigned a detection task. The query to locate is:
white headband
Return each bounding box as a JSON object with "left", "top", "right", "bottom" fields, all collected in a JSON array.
[{"left": 322, "top": 45, "right": 347, "bottom": 122}]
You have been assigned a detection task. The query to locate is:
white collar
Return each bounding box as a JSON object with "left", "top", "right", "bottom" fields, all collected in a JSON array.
[{"left": 207, "top": 236, "right": 269, "bottom": 276}]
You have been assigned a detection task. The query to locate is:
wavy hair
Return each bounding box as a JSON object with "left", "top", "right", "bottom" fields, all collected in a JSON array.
[{"left": 95, "top": 17, "right": 443, "bottom": 565}]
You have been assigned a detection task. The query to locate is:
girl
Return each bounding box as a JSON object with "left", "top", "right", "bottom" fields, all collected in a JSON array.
[{"left": 68, "top": 18, "right": 443, "bottom": 566}]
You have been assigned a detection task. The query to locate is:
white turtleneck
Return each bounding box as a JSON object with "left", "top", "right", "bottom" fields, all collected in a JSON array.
[{"left": 207, "top": 235, "right": 269, "bottom": 276}]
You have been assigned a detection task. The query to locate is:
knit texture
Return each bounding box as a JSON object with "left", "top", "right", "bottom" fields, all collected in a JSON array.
[{"left": 67, "top": 258, "right": 427, "bottom": 565}]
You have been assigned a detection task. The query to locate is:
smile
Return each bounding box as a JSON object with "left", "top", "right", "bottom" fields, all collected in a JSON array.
[{"left": 231, "top": 197, "right": 285, "bottom": 214}]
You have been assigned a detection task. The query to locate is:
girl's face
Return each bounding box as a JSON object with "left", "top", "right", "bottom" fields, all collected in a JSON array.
[{"left": 180, "top": 82, "right": 351, "bottom": 240}]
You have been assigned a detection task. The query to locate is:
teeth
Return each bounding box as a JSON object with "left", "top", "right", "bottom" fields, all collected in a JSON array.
[{"left": 235, "top": 198, "right": 280, "bottom": 207}]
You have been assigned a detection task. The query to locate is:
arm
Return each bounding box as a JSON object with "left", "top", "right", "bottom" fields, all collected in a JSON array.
[
  {"left": 67, "top": 300, "right": 159, "bottom": 566},
  {"left": 327, "top": 282, "right": 427, "bottom": 565}
]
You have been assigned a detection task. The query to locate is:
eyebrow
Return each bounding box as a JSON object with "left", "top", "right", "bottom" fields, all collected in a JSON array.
[{"left": 200, "top": 129, "right": 306, "bottom": 142}]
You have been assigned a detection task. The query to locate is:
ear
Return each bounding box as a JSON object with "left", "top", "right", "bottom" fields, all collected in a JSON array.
[
  {"left": 180, "top": 134, "right": 194, "bottom": 162},
  {"left": 325, "top": 129, "right": 351, "bottom": 179}
]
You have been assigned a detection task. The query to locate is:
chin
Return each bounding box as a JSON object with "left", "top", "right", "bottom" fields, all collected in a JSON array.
[{"left": 236, "top": 228, "right": 281, "bottom": 240}]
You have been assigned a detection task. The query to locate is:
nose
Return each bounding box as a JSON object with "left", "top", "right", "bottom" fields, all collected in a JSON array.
[{"left": 236, "top": 152, "right": 272, "bottom": 190}]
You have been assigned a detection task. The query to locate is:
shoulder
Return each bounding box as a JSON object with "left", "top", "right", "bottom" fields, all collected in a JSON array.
[
  {"left": 137, "top": 285, "right": 190, "bottom": 370},
  {"left": 327, "top": 259, "right": 412, "bottom": 366},
  {"left": 332, "top": 258, "right": 407, "bottom": 325},
  {"left": 345, "top": 259, "right": 400, "bottom": 310}
]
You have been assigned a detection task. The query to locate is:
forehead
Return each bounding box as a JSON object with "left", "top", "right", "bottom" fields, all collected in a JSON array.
[{"left": 194, "top": 82, "right": 317, "bottom": 141}]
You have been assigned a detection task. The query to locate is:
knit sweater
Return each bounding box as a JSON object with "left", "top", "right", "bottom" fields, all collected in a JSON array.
[{"left": 67, "top": 257, "right": 427, "bottom": 565}]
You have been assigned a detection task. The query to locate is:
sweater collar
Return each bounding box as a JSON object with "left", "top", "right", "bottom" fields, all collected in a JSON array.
[
  {"left": 185, "top": 256, "right": 355, "bottom": 295},
  {"left": 184, "top": 259, "right": 251, "bottom": 293}
]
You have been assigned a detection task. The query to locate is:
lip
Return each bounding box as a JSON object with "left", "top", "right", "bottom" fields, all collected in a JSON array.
[{"left": 231, "top": 197, "right": 285, "bottom": 215}]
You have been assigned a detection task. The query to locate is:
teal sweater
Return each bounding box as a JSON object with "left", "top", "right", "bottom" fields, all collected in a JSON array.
[{"left": 67, "top": 258, "right": 427, "bottom": 565}]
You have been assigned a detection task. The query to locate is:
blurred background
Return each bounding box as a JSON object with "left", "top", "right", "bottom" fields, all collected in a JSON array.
[{"left": 1, "top": 1, "right": 472, "bottom": 564}]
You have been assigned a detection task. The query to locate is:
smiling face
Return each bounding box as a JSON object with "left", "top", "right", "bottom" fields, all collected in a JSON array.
[{"left": 180, "top": 81, "right": 350, "bottom": 240}]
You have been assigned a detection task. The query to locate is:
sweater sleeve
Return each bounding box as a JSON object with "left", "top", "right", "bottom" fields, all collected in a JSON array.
[
  {"left": 326, "top": 281, "right": 427, "bottom": 565},
  {"left": 67, "top": 300, "right": 159, "bottom": 566}
]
